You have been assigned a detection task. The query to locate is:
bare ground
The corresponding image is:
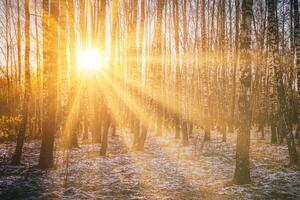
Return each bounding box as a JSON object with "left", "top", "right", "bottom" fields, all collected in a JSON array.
[{"left": 0, "top": 129, "right": 300, "bottom": 200}]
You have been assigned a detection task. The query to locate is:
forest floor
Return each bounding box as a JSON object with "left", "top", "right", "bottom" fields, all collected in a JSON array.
[{"left": 0, "top": 129, "right": 300, "bottom": 200}]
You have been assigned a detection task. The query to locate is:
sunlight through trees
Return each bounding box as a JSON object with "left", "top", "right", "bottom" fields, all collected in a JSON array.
[{"left": 0, "top": 0, "right": 300, "bottom": 199}]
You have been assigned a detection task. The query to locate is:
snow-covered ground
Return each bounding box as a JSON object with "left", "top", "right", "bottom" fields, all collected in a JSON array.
[{"left": 0, "top": 129, "right": 299, "bottom": 199}]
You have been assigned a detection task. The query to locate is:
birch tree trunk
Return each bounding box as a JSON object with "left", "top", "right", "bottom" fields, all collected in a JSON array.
[
  {"left": 39, "top": 0, "right": 59, "bottom": 169},
  {"left": 294, "top": 0, "right": 300, "bottom": 145},
  {"left": 230, "top": 0, "right": 240, "bottom": 133},
  {"left": 100, "top": 0, "right": 118, "bottom": 156},
  {"left": 233, "top": 0, "right": 253, "bottom": 185},
  {"left": 173, "top": 0, "right": 181, "bottom": 140},
  {"left": 11, "top": 0, "right": 31, "bottom": 165}
]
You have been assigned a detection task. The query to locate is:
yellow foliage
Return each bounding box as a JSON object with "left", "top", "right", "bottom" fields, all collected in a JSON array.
[{"left": 0, "top": 115, "right": 21, "bottom": 140}]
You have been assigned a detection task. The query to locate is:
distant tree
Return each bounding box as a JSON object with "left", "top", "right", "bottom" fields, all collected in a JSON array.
[
  {"left": 154, "top": 0, "right": 165, "bottom": 137},
  {"left": 181, "top": 0, "right": 188, "bottom": 145},
  {"left": 60, "top": 0, "right": 68, "bottom": 141},
  {"left": 220, "top": 0, "right": 227, "bottom": 142},
  {"left": 68, "top": 0, "right": 79, "bottom": 149},
  {"left": 294, "top": 0, "right": 300, "bottom": 144},
  {"left": 35, "top": 0, "right": 42, "bottom": 137},
  {"left": 173, "top": 0, "right": 181, "bottom": 140},
  {"left": 268, "top": 0, "right": 296, "bottom": 157},
  {"left": 11, "top": 0, "right": 31, "bottom": 165},
  {"left": 136, "top": 0, "right": 147, "bottom": 151},
  {"left": 230, "top": 0, "right": 240, "bottom": 133},
  {"left": 100, "top": 0, "right": 119, "bottom": 156},
  {"left": 17, "top": 0, "right": 21, "bottom": 85},
  {"left": 92, "top": 0, "right": 107, "bottom": 144},
  {"left": 202, "top": 0, "right": 211, "bottom": 142}
]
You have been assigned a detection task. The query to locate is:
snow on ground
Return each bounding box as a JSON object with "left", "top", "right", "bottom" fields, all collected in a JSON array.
[{"left": 0, "top": 129, "right": 300, "bottom": 200}]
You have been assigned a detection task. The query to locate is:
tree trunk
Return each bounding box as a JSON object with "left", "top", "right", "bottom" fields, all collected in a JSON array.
[
  {"left": 59, "top": 0, "right": 69, "bottom": 146},
  {"left": 294, "top": 0, "right": 300, "bottom": 163},
  {"left": 17, "top": 0, "right": 21, "bottom": 85},
  {"left": 93, "top": 0, "right": 106, "bottom": 144},
  {"left": 229, "top": 0, "right": 240, "bottom": 133},
  {"left": 11, "top": 0, "right": 31, "bottom": 165},
  {"left": 35, "top": 0, "right": 42, "bottom": 138},
  {"left": 271, "top": 122, "right": 278, "bottom": 144},
  {"left": 100, "top": 105, "right": 110, "bottom": 156},
  {"left": 268, "top": 0, "right": 299, "bottom": 166},
  {"left": 39, "top": 0, "right": 59, "bottom": 169},
  {"left": 201, "top": 0, "right": 211, "bottom": 142},
  {"left": 173, "top": 0, "right": 181, "bottom": 140},
  {"left": 220, "top": 0, "right": 226, "bottom": 142},
  {"left": 233, "top": 0, "right": 253, "bottom": 185},
  {"left": 68, "top": 0, "right": 79, "bottom": 148},
  {"left": 154, "top": 0, "right": 165, "bottom": 137},
  {"left": 100, "top": 0, "right": 118, "bottom": 156},
  {"left": 181, "top": 0, "right": 189, "bottom": 145},
  {"left": 182, "top": 121, "right": 188, "bottom": 146}
]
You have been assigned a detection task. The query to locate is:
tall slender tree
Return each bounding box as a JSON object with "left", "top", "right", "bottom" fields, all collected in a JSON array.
[
  {"left": 136, "top": 0, "right": 147, "bottom": 150},
  {"left": 60, "top": 0, "right": 68, "bottom": 138},
  {"left": 174, "top": 0, "right": 181, "bottom": 140},
  {"left": 233, "top": 0, "right": 253, "bottom": 185},
  {"left": 39, "top": 0, "right": 59, "bottom": 169},
  {"left": 230, "top": 0, "right": 240, "bottom": 132},
  {"left": 181, "top": 0, "right": 189, "bottom": 145},
  {"left": 267, "top": 0, "right": 300, "bottom": 166},
  {"left": 11, "top": 0, "right": 31, "bottom": 165},
  {"left": 17, "top": 0, "right": 21, "bottom": 85},
  {"left": 202, "top": 0, "right": 211, "bottom": 142},
  {"left": 100, "top": 0, "right": 118, "bottom": 156},
  {"left": 294, "top": 0, "right": 300, "bottom": 142},
  {"left": 154, "top": 0, "right": 165, "bottom": 137},
  {"left": 93, "top": 0, "right": 107, "bottom": 144},
  {"left": 35, "top": 0, "right": 42, "bottom": 137}
]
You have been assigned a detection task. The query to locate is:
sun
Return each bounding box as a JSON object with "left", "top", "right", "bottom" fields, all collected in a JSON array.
[{"left": 77, "top": 48, "right": 104, "bottom": 72}]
